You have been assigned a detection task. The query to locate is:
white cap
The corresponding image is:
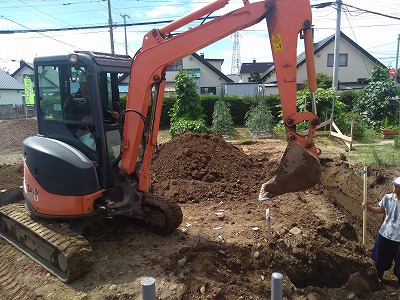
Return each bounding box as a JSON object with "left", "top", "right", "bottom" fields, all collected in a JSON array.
[{"left": 392, "top": 177, "right": 400, "bottom": 187}]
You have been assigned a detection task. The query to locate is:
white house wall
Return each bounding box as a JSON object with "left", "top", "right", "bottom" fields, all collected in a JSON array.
[
  {"left": 165, "top": 56, "right": 228, "bottom": 94},
  {"left": 239, "top": 73, "right": 251, "bottom": 83},
  {"left": 183, "top": 56, "right": 225, "bottom": 91},
  {"left": 0, "top": 90, "right": 23, "bottom": 105}
]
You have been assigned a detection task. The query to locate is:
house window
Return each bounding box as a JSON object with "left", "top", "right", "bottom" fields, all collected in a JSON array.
[
  {"left": 200, "top": 87, "right": 216, "bottom": 94},
  {"left": 186, "top": 68, "right": 201, "bottom": 78},
  {"left": 166, "top": 59, "right": 183, "bottom": 71},
  {"left": 327, "top": 53, "right": 348, "bottom": 67}
]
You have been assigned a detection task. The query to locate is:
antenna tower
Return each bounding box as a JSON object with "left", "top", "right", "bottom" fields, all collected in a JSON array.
[{"left": 231, "top": 32, "right": 241, "bottom": 75}]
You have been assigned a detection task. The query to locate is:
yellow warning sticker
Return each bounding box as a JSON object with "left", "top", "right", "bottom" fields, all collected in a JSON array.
[{"left": 272, "top": 34, "right": 283, "bottom": 52}]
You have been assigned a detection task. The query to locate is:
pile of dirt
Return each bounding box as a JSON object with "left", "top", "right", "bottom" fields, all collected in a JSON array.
[
  {"left": 0, "top": 118, "right": 38, "bottom": 155},
  {"left": 0, "top": 164, "right": 23, "bottom": 190},
  {"left": 151, "top": 132, "right": 264, "bottom": 203},
  {"left": 0, "top": 119, "right": 400, "bottom": 299}
]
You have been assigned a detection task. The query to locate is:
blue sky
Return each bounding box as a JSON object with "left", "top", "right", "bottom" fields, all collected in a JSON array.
[{"left": 1, "top": 0, "right": 399, "bottom": 75}]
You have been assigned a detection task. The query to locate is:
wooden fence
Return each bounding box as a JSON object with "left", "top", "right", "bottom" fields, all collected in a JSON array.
[{"left": 300, "top": 117, "right": 354, "bottom": 151}]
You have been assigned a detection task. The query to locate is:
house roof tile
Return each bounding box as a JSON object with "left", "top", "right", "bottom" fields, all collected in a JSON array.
[
  {"left": 0, "top": 69, "right": 24, "bottom": 90},
  {"left": 240, "top": 62, "right": 273, "bottom": 74}
]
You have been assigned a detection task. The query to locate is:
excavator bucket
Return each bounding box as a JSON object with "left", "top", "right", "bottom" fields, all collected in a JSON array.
[{"left": 259, "top": 143, "right": 321, "bottom": 200}]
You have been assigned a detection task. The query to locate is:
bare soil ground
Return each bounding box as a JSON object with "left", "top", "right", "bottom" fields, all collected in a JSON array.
[{"left": 1, "top": 118, "right": 400, "bottom": 299}]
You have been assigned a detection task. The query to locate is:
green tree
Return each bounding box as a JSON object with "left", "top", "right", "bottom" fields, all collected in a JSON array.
[
  {"left": 353, "top": 65, "right": 400, "bottom": 129},
  {"left": 301, "top": 73, "right": 333, "bottom": 90},
  {"left": 245, "top": 88, "right": 274, "bottom": 137},
  {"left": 297, "top": 86, "right": 339, "bottom": 120},
  {"left": 212, "top": 85, "right": 234, "bottom": 137},
  {"left": 247, "top": 68, "right": 263, "bottom": 83},
  {"left": 171, "top": 70, "right": 203, "bottom": 121},
  {"left": 370, "top": 64, "right": 391, "bottom": 82},
  {"left": 169, "top": 70, "right": 210, "bottom": 137},
  {"left": 316, "top": 73, "right": 333, "bottom": 89}
]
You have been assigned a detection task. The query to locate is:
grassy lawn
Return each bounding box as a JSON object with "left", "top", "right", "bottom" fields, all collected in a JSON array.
[{"left": 346, "top": 141, "right": 400, "bottom": 167}]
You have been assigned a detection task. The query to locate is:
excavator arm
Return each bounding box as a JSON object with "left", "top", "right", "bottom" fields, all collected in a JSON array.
[{"left": 121, "top": 0, "right": 321, "bottom": 197}]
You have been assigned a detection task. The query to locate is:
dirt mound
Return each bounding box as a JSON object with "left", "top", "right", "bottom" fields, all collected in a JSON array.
[
  {"left": 151, "top": 132, "right": 263, "bottom": 203},
  {"left": 0, "top": 121, "right": 400, "bottom": 299},
  {"left": 0, "top": 118, "right": 37, "bottom": 155},
  {"left": 0, "top": 164, "right": 23, "bottom": 190}
]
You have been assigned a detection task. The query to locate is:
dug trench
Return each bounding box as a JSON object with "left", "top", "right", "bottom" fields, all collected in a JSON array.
[{"left": 0, "top": 118, "right": 399, "bottom": 299}]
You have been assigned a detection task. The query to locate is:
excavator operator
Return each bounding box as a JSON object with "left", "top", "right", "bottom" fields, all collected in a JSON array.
[
  {"left": 64, "top": 73, "right": 118, "bottom": 123},
  {"left": 64, "top": 73, "right": 92, "bottom": 122}
]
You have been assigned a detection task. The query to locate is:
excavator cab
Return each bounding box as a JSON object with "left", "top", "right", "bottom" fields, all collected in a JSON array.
[
  {"left": 32, "top": 51, "right": 131, "bottom": 190},
  {"left": 24, "top": 50, "right": 182, "bottom": 233}
]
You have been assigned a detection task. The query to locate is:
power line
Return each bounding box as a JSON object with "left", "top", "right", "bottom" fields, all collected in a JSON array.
[
  {"left": 17, "top": 0, "right": 73, "bottom": 27},
  {"left": 311, "top": 1, "right": 400, "bottom": 21},
  {"left": 0, "top": 16, "right": 83, "bottom": 48},
  {"left": 344, "top": 3, "right": 400, "bottom": 21},
  {"left": 0, "top": 16, "right": 217, "bottom": 34}
]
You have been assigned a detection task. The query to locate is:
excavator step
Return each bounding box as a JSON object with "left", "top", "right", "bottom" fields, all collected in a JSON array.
[{"left": 0, "top": 203, "right": 94, "bottom": 282}]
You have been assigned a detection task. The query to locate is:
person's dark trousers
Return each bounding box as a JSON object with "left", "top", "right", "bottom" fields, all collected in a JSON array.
[{"left": 371, "top": 233, "right": 400, "bottom": 281}]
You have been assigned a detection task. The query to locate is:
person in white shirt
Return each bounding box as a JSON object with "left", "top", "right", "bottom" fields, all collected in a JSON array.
[{"left": 363, "top": 176, "right": 400, "bottom": 284}]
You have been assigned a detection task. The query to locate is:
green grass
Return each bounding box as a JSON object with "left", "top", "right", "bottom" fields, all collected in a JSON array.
[
  {"left": 225, "top": 126, "right": 254, "bottom": 142},
  {"left": 346, "top": 142, "right": 400, "bottom": 167}
]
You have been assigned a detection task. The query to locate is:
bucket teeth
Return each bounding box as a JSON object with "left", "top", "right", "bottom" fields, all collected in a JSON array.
[{"left": 259, "top": 143, "right": 321, "bottom": 199}]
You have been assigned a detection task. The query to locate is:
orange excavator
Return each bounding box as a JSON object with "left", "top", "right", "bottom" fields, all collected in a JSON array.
[{"left": 0, "top": 0, "right": 321, "bottom": 282}]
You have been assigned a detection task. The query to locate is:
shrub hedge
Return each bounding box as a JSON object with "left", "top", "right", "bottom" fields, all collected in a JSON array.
[{"left": 120, "top": 94, "right": 282, "bottom": 127}]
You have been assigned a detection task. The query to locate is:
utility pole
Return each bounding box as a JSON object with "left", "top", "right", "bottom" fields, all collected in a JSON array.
[
  {"left": 395, "top": 34, "right": 400, "bottom": 82},
  {"left": 332, "top": 0, "right": 341, "bottom": 92},
  {"left": 108, "top": 0, "right": 115, "bottom": 54},
  {"left": 121, "top": 14, "right": 130, "bottom": 56}
]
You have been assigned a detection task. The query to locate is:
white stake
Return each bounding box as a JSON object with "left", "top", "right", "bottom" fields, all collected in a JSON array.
[
  {"left": 266, "top": 208, "right": 271, "bottom": 240},
  {"left": 362, "top": 166, "right": 367, "bottom": 245}
]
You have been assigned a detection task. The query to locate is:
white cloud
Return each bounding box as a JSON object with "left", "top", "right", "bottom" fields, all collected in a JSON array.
[{"left": 146, "top": 3, "right": 185, "bottom": 18}]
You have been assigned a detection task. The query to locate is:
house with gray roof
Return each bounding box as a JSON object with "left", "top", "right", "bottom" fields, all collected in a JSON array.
[
  {"left": 238, "top": 59, "right": 274, "bottom": 83},
  {"left": 0, "top": 68, "right": 24, "bottom": 105},
  {"left": 262, "top": 31, "right": 385, "bottom": 90},
  {"left": 165, "top": 52, "right": 234, "bottom": 95},
  {"left": 12, "top": 60, "right": 34, "bottom": 85}
]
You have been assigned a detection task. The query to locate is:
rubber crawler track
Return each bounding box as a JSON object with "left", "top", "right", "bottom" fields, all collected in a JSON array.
[
  {"left": 0, "top": 203, "right": 94, "bottom": 282},
  {"left": 139, "top": 195, "right": 183, "bottom": 234}
]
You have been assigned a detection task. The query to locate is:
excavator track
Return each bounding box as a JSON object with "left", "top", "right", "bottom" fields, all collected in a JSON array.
[
  {"left": 131, "top": 195, "right": 183, "bottom": 235},
  {"left": 0, "top": 203, "right": 94, "bottom": 283}
]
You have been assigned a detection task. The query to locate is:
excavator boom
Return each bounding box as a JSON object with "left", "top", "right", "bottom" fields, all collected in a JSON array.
[{"left": 121, "top": 0, "right": 321, "bottom": 196}]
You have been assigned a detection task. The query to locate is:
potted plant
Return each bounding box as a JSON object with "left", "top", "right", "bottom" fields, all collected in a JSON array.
[{"left": 380, "top": 118, "right": 399, "bottom": 138}]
